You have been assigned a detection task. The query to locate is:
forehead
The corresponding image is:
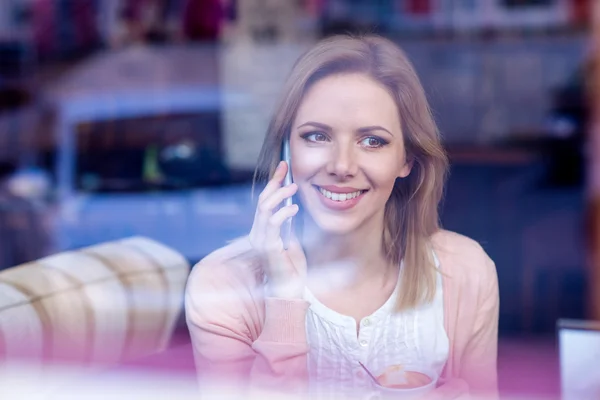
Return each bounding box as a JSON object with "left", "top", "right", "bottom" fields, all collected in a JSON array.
[{"left": 294, "top": 73, "right": 400, "bottom": 129}]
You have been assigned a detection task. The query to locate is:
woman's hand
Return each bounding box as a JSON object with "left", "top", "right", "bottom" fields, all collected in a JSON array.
[{"left": 249, "top": 161, "right": 307, "bottom": 299}]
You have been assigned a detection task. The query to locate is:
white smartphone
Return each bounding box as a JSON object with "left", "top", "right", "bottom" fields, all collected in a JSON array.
[{"left": 281, "top": 137, "right": 293, "bottom": 250}]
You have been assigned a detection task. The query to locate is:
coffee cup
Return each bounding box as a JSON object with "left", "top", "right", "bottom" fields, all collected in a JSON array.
[{"left": 365, "top": 365, "right": 438, "bottom": 400}]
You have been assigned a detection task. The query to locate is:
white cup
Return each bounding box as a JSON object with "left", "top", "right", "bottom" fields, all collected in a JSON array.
[{"left": 365, "top": 366, "right": 438, "bottom": 400}]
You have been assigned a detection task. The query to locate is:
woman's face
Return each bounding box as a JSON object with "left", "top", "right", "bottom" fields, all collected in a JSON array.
[{"left": 290, "top": 73, "right": 412, "bottom": 235}]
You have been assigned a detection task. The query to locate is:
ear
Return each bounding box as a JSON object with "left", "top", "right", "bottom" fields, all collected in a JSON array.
[{"left": 398, "top": 158, "right": 413, "bottom": 179}]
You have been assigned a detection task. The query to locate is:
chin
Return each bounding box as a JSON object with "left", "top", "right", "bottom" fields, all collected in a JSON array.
[{"left": 309, "top": 213, "right": 361, "bottom": 236}]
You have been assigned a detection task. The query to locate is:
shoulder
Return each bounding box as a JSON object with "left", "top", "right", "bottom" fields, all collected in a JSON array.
[
  {"left": 185, "top": 236, "right": 264, "bottom": 319},
  {"left": 431, "top": 229, "right": 496, "bottom": 284}
]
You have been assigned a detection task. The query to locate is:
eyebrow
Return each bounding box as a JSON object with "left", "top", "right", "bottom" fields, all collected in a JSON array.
[
  {"left": 296, "top": 121, "right": 331, "bottom": 131},
  {"left": 296, "top": 121, "right": 394, "bottom": 136},
  {"left": 357, "top": 126, "right": 394, "bottom": 136}
]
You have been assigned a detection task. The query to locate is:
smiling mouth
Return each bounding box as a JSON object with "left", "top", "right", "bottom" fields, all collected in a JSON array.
[{"left": 314, "top": 186, "right": 368, "bottom": 202}]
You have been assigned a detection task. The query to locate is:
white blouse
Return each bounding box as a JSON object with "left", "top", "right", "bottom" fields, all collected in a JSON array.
[{"left": 303, "top": 253, "right": 448, "bottom": 399}]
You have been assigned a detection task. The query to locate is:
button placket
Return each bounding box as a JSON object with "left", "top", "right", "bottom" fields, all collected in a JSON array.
[
  {"left": 357, "top": 332, "right": 370, "bottom": 348},
  {"left": 358, "top": 317, "right": 374, "bottom": 348}
]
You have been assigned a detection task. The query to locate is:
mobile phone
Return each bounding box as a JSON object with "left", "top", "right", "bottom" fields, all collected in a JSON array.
[{"left": 281, "top": 137, "right": 293, "bottom": 250}]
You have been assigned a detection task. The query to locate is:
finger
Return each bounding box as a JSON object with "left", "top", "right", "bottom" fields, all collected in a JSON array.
[
  {"left": 251, "top": 162, "right": 294, "bottom": 251},
  {"left": 253, "top": 183, "right": 297, "bottom": 245},
  {"left": 257, "top": 161, "right": 288, "bottom": 204},
  {"left": 264, "top": 204, "right": 299, "bottom": 251},
  {"left": 260, "top": 183, "right": 297, "bottom": 215},
  {"left": 252, "top": 162, "right": 288, "bottom": 235}
]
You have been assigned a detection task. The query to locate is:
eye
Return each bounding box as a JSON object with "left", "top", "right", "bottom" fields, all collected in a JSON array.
[
  {"left": 360, "top": 136, "right": 388, "bottom": 149},
  {"left": 301, "top": 131, "right": 329, "bottom": 143}
]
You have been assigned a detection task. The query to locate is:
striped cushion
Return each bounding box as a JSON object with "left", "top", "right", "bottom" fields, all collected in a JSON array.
[{"left": 0, "top": 236, "right": 190, "bottom": 368}]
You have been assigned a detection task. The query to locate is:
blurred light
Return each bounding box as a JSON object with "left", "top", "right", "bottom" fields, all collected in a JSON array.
[
  {"left": 546, "top": 115, "right": 577, "bottom": 138},
  {"left": 7, "top": 168, "right": 51, "bottom": 200}
]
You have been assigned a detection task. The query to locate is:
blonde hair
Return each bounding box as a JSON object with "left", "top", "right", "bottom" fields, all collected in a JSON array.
[{"left": 254, "top": 34, "right": 449, "bottom": 311}]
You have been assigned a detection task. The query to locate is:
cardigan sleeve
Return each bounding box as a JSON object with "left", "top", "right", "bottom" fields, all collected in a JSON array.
[
  {"left": 184, "top": 260, "right": 310, "bottom": 398},
  {"left": 459, "top": 254, "right": 500, "bottom": 399}
]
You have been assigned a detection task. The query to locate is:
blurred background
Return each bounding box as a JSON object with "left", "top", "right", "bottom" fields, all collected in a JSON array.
[{"left": 0, "top": 0, "right": 597, "bottom": 397}]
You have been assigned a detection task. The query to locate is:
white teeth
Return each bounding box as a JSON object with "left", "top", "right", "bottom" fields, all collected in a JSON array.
[{"left": 318, "top": 187, "right": 364, "bottom": 201}]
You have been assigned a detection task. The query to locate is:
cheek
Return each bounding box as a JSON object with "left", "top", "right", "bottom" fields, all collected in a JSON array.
[
  {"left": 364, "top": 161, "right": 402, "bottom": 189},
  {"left": 291, "top": 147, "right": 327, "bottom": 181}
]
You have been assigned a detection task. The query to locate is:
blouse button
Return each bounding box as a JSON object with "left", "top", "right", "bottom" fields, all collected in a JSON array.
[
  {"left": 362, "top": 318, "right": 371, "bottom": 327},
  {"left": 356, "top": 370, "right": 364, "bottom": 379},
  {"left": 359, "top": 339, "right": 368, "bottom": 347}
]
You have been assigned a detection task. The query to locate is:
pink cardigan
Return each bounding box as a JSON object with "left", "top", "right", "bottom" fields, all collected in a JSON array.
[{"left": 185, "top": 230, "right": 499, "bottom": 398}]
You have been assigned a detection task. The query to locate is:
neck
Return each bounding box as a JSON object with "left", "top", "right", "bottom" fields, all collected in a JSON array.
[{"left": 300, "top": 210, "right": 397, "bottom": 289}]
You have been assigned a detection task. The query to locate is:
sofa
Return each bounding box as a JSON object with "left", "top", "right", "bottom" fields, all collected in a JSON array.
[{"left": 0, "top": 236, "right": 193, "bottom": 395}]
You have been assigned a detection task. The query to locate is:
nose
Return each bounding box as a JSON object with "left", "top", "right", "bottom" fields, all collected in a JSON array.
[{"left": 325, "top": 142, "right": 358, "bottom": 179}]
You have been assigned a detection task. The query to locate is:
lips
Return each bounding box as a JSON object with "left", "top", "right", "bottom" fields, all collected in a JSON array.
[
  {"left": 313, "top": 185, "right": 368, "bottom": 211},
  {"left": 317, "top": 187, "right": 366, "bottom": 201}
]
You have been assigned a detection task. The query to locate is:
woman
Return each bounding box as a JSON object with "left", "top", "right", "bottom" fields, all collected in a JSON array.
[{"left": 185, "top": 34, "right": 499, "bottom": 399}]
